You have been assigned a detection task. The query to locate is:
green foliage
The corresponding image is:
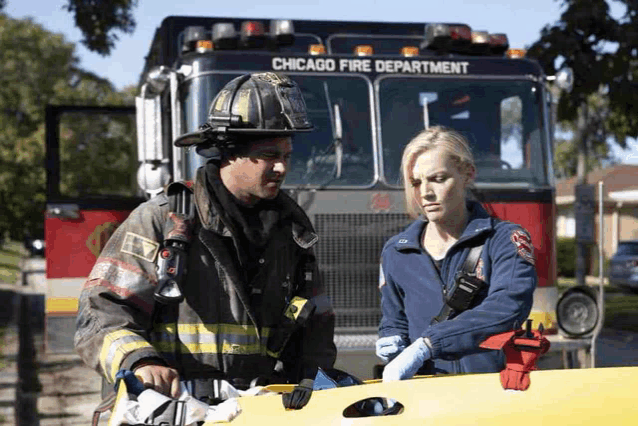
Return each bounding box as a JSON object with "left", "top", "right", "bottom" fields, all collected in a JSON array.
[
  {"left": 59, "top": 112, "right": 138, "bottom": 199},
  {"left": 64, "top": 0, "right": 138, "bottom": 56},
  {"left": 557, "top": 237, "right": 577, "bottom": 277},
  {"left": 528, "top": 0, "right": 638, "bottom": 178},
  {"left": 553, "top": 93, "right": 620, "bottom": 179},
  {"left": 590, "top": 244, "right": 612, "bottom": 278},
  {"left": 0, "top": 15, "right": 134, "bottom": 240},
  {"left": 0, "top": 239, "right": 26, "bottom": 284}
]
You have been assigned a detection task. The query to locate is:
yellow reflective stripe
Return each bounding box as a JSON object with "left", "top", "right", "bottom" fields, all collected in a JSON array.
[
  {"left": 153, "top": 324, "right": 272, "bottom": 342},
  {"left": 109, "top": 341, "right": 154, "bottom": 381},
  {"left": 99, "top": 330, "right": 153, "bottom": 382},
  {"left": 154, "top": 323, "right": 270, "bottom": 336},
  {"left": 266, "top": 349, "right": 281, "bottom": 358},
  {"left": 153, "top": 342, "right": 267, "bottom": 355},
  {"left": 150, "top": 323, "right": 279, "bottom": 356}
]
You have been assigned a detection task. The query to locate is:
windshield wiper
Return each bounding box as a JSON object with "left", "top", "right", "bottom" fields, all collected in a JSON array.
[
  {"left": 332, "top": 103, "right": 343, "bottom": 179},
  {"left": 324, "top": 82, "right": 343, "bottom": 179},
  {"left": 423, "top": 97, "right": 430, "bottom": 130}
]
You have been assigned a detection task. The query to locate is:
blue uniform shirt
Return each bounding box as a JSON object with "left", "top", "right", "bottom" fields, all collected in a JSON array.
[{"left": 379, "top": 201, "right": 536, "bottom": 374}]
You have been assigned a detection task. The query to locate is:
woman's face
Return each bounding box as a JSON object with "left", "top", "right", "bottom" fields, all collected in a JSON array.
[{"left": 410, "top": 147, "right": 472, "bottom": 223}]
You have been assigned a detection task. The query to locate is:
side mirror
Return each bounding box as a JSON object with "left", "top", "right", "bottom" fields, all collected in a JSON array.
[{"left": 547, "top": 67, "right": 574, "bottom": 93}]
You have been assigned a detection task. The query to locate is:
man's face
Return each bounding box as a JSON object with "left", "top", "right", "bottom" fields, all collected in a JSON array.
[{"left": 223, "top": 136, "right": 293, "bottom": 205}]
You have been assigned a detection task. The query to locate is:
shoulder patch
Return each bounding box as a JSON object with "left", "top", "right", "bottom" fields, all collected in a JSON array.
[
  {"left": 121, "top": 232, "right": 160, "bottom": 263},
  {"left": 510, "top": 229, "right": 535, "bottom": 265}
]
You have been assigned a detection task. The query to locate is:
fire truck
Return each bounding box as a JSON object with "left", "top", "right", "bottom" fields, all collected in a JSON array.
[{"left": 45, "top": 16, "right": 585, "bottom": 377}]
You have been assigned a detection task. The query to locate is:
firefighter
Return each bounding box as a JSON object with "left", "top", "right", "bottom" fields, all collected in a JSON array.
[
  {"left": 376, "top": 126, "right": 536, "bottom": 381},
  {"left": 75, "top": 72, "right": 336, "bottom": 409}
]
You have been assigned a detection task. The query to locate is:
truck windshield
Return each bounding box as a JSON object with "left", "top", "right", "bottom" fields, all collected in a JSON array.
[
  {"left": 377, "top": 77, "right": 549, "bottom": 188},
  {"left": 184, "top": 73, "right": 374, "bottom": 187},
  {"left": 286, "top": 74, "right": 375, "bottom": 187}
]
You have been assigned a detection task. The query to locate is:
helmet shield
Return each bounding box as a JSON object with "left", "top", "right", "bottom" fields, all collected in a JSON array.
[{"left": 174, "top": 72, "right": 313, "bottom": 147}]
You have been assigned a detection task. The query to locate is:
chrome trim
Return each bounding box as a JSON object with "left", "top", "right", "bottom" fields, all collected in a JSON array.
[{"left": 170, "top": 72, "right": 184, "bottom": 182}]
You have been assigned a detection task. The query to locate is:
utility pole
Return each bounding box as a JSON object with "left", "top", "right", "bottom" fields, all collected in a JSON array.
[{"left": 574, "top": 103, "right": 595, "bottom": 287}]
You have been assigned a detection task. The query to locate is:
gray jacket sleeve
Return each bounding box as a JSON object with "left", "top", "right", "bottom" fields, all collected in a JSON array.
[{"left": 74, "top": 198, "right": 167, "bottom": 382}]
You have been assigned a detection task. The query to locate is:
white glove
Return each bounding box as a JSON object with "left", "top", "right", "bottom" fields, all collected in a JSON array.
[
  {"left": 376, "top": 335, "right": 409, "bottom": 363},
  {"left": 382, "top": 338, "right": 431, "bottom": 382}
]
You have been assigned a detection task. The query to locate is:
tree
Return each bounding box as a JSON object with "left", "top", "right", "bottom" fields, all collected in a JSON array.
[
  {"left": 528, "top": 0, "right": 638, "bottom": 180},
  {"left": 553, "top": 91, "right": 618, "bottom": 179},
  {"left": 0, "top": 14, "right": 133, "bottom": 240},
  {"left": 0, "top": 1, "right": 138, "bottom": 55},
  {"left": 527, "top": 0, "right": 638, "bottom": 286},
  {"left": 64, "top": 0, "right": 138, "bottom": 56}
]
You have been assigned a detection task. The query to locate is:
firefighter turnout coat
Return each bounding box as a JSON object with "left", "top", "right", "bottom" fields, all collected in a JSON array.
[
  {"left": 74, "top": 168, "right": 336, "bottom": 385},
  {"left": 378, "top": 201, "right": 536, "bottom": 374}
]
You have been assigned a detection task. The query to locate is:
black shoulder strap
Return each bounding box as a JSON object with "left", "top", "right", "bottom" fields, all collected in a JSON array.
[
  {"left": 432, "top": 243, "right": 485, "bottom": 324},
  {"left": 461, "top": 243, "right": 483, "bottom": 275},
  {"left": 166, "top": 181, "right": 195, "bottom": 220}
]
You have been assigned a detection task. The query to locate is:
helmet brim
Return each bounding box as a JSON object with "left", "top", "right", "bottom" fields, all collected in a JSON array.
[{"left": 173, "top": 126, "right": 314, "bottom": 147}]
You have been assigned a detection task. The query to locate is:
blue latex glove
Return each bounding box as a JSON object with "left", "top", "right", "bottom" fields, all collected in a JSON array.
[
  {"left": 375, "top": 335, "right": 409, "bottom": 363},
  {"left": 382, "top": 338, "right": 431, "bottom": 382}
]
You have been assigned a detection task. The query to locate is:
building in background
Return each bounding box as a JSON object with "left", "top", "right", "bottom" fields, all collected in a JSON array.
[{"left": 556, "top": 164, "right": 638, "bottom": 266}]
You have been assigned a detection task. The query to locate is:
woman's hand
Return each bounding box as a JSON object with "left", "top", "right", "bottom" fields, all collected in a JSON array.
[
  {"left": 376, "top": 335, "right": 409, "bottom": 363},
  {"left": 382, "top": 337, "right": 431, "bottom": 382}
]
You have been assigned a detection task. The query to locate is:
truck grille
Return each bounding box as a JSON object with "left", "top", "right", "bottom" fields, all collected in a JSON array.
[{"left": 314, "top": 213, "right": 412, "bottom": 333}]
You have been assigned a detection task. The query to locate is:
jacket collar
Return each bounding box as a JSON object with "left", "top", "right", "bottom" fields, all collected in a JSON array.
[
  {"left": 394, "top": 200, "right": 494, "bottom": 252},
  {"left": 193, "top": 166, "right": 318, "bottom": 249}
]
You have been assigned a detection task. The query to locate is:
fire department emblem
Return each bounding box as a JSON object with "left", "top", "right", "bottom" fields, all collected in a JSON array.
[
  {"left": 370, "top": 192, "right": 392, "bottom": 213},
  {"left": 510, "top": 229, "right": 535, "bottom": 265},
  {"left": 86, "top": 222, "right": 120, "bottom": 258}
]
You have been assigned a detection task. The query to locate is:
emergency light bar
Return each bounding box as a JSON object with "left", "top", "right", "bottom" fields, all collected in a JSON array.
[
  {"left": 354, "top": 45, "right": 373, "bottom": 56},
  {"left": 212, "top": 23, "right": 238, "bottom": 49},
  {"left": 240, "top": 21, "right": 266, "bottom": 48},
  {"left": 182, "top": 26, "right": 208, "bottom": 53},
  {"left": 423, "top": 23, "right": 472, "bottom": 52},
  {"left": 489, "top": 33, "right": 509, "bottom": 55},
  {"left": 271, "top": 19, "right": 295, "bottom": 46},
  {"left": 470, "top": 30, "right": 490, "bottom": 54}
]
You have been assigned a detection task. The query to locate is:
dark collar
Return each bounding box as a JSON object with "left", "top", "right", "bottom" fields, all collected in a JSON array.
[
  {"left": 193, "top": 166, "right": 318, "bottom": 249},
  {"left": 394, "top": 200, "right": 494, "bottom": 252}
]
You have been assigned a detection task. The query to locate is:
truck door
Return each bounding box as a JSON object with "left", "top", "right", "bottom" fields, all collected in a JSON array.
[{"left": 44, "top": 105, "right": 142, "bottom": 352}]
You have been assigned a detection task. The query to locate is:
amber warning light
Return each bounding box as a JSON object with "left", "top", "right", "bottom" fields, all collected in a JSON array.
[
  {"left": 309, "top": 44, "right": 327, "bottom": 55},
  {"left": 354, "top": 45, "right": 374, "bottom": 56}
]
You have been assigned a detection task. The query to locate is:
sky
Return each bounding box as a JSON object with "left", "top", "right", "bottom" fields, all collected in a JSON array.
[{"left": 6, "top": 0, "right": 638, "bottom": 164}]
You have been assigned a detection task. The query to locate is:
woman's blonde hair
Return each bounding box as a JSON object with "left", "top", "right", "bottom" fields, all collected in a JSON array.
[{"left": 401, "top": 126, "right": 476, "bottom": 218}]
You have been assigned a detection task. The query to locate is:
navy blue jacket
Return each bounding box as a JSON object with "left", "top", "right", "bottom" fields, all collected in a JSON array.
[{"left": 379, "top": 201, "right": 536, "bottom": 374}]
